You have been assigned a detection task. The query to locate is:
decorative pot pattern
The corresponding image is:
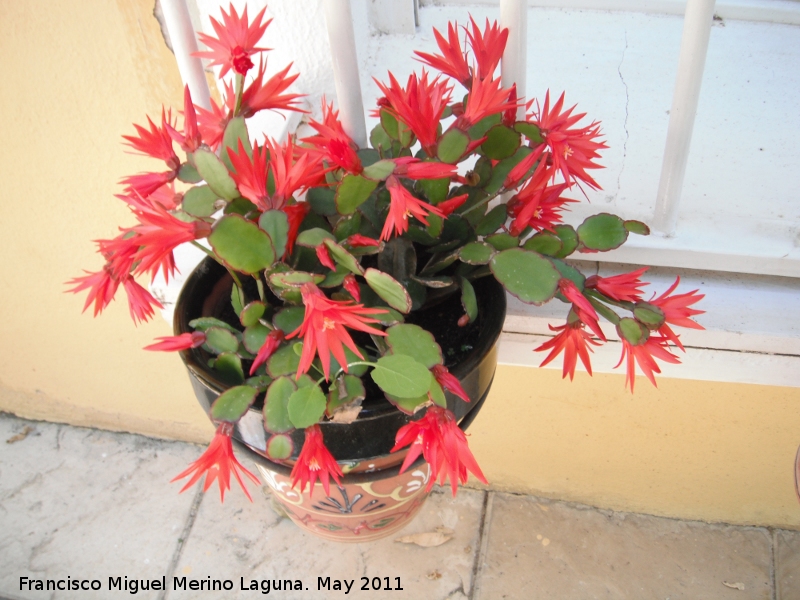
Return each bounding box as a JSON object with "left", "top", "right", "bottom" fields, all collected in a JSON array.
[{"left": 254, "top": 460, "right": 432, "bottom": 542}]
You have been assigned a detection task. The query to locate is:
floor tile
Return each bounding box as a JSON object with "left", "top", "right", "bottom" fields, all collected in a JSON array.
[
  {"left": 0, "top": 415, "right": 199, "bottom": 600},
  {"left": 475, "top": 493, "right": 773, "bottom": 600},
  {"left": 171, "top": 482, "right": 485, "bottom": 600},
  {"left": 777, "top": 528, "right": 800, "bottom": 600}
]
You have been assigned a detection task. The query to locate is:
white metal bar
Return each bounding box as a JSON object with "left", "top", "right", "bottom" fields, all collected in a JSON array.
[
  {"left": 500, "top": 0, "right": 528, "bottom": 120},
  {"left": 323, "top": 0, "right": 368, "bottom": 148},
  {"left": 652, "top": 0, "right": 716, "bottom": 235},
  {"left": 159, "top": 0, "right": 211, "bottom": 110}
]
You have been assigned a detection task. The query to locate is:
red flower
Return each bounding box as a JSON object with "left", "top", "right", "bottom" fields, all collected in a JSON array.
[
  {"left": 172, "top": 423, "right": 260, "bottom": 501},
  {"left": 66, "top": 266, "right": 120, "bottom": 317},
  {"left": 126, "top": 206, "right": 212, "bottom": 282},
  {"left": 290, "top": 424, "right": 343, "bottom": 497},
  {"left": 431, "top": 365, "right": 469, "bottom": 403},
  {"left": 240, "top": 62, "right": 304, "bottom": 117},
  {"left": 392, "top": 157, "right": 457, "bottom": 180},
  {"left": 508, "top": 159, "right": 553, "bottom": 213},
  {"left": 437, "top": 193, "right": 469, "bottom": 216},
  {"left": 342, "top": 274, "right": 361, "bottom": 302},
  {"left": 122, "top": 278, "right": 163, "bottom": 324},
  {"left": 508, "top": 161, "right": 575, "bottom": 235},
  {"left": 503, "top": 144, "right": 545, "bottom": 190},
  {"left": 648, "top": 277, "right": 704, "bottom": 350},
  {"left": 116, "top": 187, "right": 179, "bottom": 213},
  {"left": 535, "top": 320, "right": 601, "bottom": 380},
  {"left": 145, "top": 331, "right": 206, "bottom": 352},
  {"left": 227, "top": 140, "right": 269, "bottom": 207},
  {"left": 286, "top": 283, "right": 386, "bottom": 380},
  {"left": 375, "top": 71, "right": 452, "bottom": 155},
  {"left": 282, "top": 203, "right": 310, "bottom": 256},
  {"left": 344, "top": 234, "right": 381, "bottom": 248},
  {"left": 194, "top": 4, "right": 271, "bottom": 78},
  {"left": 145, "top": 182, "right": 182, "bottom": 211},
  {"left": 230, "top": 138, "right": 324, "bottom": 211},
  {"left": 196, "top": 94, "right": 234, "bottom": 151},
  {"left": 122, "top": 109, "right": 180, "bottom": 170},
  {"left": 391, "top": 405, "right": 487, "bottom": 496},
  {"left": 120, "top": 170, "right": 177, "bottom": 199},
  {"left": 414, "top": 21, "right": 471, "bottom": 86},
  {"left": 250, "top": 329, "right": 285, "bottom": 375},
  {"left": 265, "top": 137, "right": 327, "bottom": 209},
  {"left": 616, "top": 334, "right": 680, "bottom": 392},
  {"left": 466, "top": 17, "right": 508, "bottom": 82},
  {"left": 456, "top": 75, "right": 517, "bottom": 129},
  {"left": 586, "top": 267, "right": 650, "bottom": 303},
  {"left": 559, "top": 279, "right": 606, "bottom": 341},
  {"left": 381, "top": 175, "right": 444, "bottom": 241},
  {"left": 98, "top": 232, "right": 139, "bottom": 282},
  {"left": 315, "top": 244, "right": 336, "bottom": 270},
  {"left": 532, "top": 91, "right": 607, "bottom": 190},
  {"left": 303, "top": 101, "right": 362, "bottom": 174},
  {"left": 166, "top": 86, "right": 203, "bottom": 153}
]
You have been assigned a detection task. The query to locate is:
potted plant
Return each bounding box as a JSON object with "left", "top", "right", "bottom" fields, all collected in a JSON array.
[{"left": 68, "top": 5, "right": 703, "bottom": 540}]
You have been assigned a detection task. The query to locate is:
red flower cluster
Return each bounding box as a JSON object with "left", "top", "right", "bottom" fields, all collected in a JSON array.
[
  {"left": 391, "top": 405, "right": 487, "bottom": 496},
  {"left": 67, "top": 201, "right": 210, "bottom": 325},
  {"left": 536, "top": 273, "right": 704, "bottom": 390}
]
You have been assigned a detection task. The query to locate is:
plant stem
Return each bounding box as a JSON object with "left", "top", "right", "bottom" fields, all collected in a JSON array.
[
  {"left": 466, "top": 265, "right": 493, "bottom": 280},
  {"left": 587, "top": 295, "right": 621, "bottom": 325},
  {"left": 255, "top": 276, "right": 266, "bottom": 302},
  {"left": 234, "top": 73, "right": 245, "bottom": 116},
  {"left": 585, "top": 289, "right": 634, "bottom": 312},
  {"left": 460, "top": 190, "right": 501, "bottom": 217},
  {"left": 190, "top": 241, "right": 244, "bottom": 290},
  {"left": 190, "top": 240, "right": 216, "bottom": 259},
  {"left": 320, "top": 361, "right": 378, "bottom": 386}
]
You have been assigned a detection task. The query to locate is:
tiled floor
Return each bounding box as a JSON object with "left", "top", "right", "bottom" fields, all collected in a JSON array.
[{"left": 0, "top": 413, "right": 795, "bottom": 599}]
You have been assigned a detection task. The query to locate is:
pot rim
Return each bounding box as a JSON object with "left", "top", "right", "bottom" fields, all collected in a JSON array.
[{"left": 174, "top": 257, "right": 506, "bottom": 396}]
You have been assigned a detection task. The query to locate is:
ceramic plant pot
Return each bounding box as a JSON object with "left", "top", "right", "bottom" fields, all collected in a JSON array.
[
  {"left": 175, "top": 256, "right": 505, "bottom": 540},
  {"left": 235, "top": 439, "right": 432, "bottom": 542}
]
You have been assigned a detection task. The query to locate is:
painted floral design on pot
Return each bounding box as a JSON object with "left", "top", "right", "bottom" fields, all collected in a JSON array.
[{"left": 256, "top": 459, "right": 432, "bottom": 542}]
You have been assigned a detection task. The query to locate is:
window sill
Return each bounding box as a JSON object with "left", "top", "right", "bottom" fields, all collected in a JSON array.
[{"left": 502, "top": 261, "right": 800, "bottom": 387}]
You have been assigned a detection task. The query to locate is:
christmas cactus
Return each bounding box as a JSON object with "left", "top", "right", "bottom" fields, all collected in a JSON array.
[{"left": 69, "top": 5, "right": 703, "bottom": 502}]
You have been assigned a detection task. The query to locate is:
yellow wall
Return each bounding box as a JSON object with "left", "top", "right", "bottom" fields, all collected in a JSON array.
[
  {"left": 1, "top": 1, "right": 798, "bottom": 529},
  {"left": 0, "top": 0, "right": 214, "bottom": 442},
  {"left": 470, "top": 366, "right": 800, "bottom": 530}
]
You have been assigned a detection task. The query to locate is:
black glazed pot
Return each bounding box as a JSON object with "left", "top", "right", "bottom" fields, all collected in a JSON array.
[{"left": 175, "top": 257, "right": 506, "bottom": 466}]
